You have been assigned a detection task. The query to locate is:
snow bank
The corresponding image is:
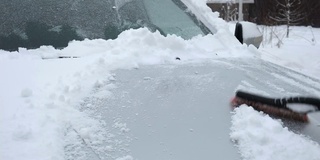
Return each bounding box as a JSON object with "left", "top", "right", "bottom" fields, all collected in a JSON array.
[
  {"left": 40, "top": 28, "right": 250, "bottom": 59},
  {"left": 0, "top": 56, "right": 100, "bottom": 160},
  {"left": 230, "top": 105, "right": 320, "bottom": 160}
]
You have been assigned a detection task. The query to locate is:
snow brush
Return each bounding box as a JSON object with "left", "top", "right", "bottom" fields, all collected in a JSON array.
[{"left": 231, "top": 90, "right": 320, "bottom": 123}]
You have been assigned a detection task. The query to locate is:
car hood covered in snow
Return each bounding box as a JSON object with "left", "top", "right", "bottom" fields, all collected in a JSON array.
[
  {"left": 65, "top": 58, "right": 320, "bottom": 160},
  {"left": 1, "top": 21, "right": 320, "bottom": 159}
]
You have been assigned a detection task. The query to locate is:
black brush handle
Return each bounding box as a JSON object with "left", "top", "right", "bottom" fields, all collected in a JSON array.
[{"left": 236, "top": 90, "right": 320, "bottom": 111}]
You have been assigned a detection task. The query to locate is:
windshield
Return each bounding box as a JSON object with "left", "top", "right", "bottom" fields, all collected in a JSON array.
[
  {"left": 0, "top": 0, "right": 211, "bottom": 51},
  {"left": 142, "top": 0, "right": 209, "bottom": 39}
]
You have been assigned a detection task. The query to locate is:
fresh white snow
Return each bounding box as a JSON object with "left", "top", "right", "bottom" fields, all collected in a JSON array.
[
  {"left": 0, "top": 1, "right": 320, "bottom": 160},
  {"left": 0, "top": 28, "right": 249, "bottom": 160},
  {"left": 227, "top": 23, "right": 320, "bottom": 80},
  {"left": 241, "top": 21, "right": 263, "bottom": 39},
  {"left": 230, "top": 105, "right": 320, "bottom": 160},
  {"left": 259, "top": 26, "right": 320, "bottom": 80}
]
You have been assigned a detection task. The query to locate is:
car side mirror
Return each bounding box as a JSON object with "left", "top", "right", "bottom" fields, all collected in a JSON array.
[
  {"left": 234, "top": 22, "right": 243, "bottom": 44},
  {"left": 233, "top": 22, "right": 263, "bottom": 48}
]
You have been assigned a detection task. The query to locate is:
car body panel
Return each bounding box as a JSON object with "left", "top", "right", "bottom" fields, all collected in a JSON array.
[{"left": 70, "top": 59, "right": 320, "bottom": 160}]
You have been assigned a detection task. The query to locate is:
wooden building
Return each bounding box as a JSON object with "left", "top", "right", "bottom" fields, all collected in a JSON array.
[{"left": 206, "top": 0, "right": 255, "bottom": 22}]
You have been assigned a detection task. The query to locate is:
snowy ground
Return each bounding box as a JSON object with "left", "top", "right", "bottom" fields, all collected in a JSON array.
[
  {"left": 226, "top": 23, "right": 320, "bottom": 80},
  {"left": 259, "top": 26, "right": 320, "bottom": 80},
  {"left": 1, "top": 1, "right": 320, "bottom": 160}
]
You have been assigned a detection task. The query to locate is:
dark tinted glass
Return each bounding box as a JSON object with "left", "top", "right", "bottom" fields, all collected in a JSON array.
[{"left": 0, "top": 0, "right": 210, "bottom": 51}]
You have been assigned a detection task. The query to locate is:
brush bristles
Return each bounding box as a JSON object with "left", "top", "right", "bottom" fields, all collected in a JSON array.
[{"left": 232, "top": 97, "right": 309, "bottom": 123}]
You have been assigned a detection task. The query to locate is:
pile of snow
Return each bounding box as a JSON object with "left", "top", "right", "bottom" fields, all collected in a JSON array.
[
  {"left": 0, "top": 54, "right": 101, "bottom": 160},
  {"left": 24, "top": 28, "right": 250, "bottom": 59},
  {"left": 230, "top": 105, "right": 320, "bottom": 160},
  {"left": 0, "top": 27, "right": 256, "bottom": 160}
]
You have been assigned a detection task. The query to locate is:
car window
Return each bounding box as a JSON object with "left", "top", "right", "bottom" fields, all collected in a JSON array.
[
  {"left": 142, "top": 0, "right": 208, "bottom": 39},
  {"left": 0, "top": 0, "right": 211, "bottom": 51}
]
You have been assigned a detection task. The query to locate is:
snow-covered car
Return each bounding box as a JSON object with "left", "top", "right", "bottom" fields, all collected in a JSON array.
[
  {"left": 79, "top": 59, "right": 320, "bottom": 160},
  {"left": 1, "top": 0, "right": 319, "bottom": 160}
]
